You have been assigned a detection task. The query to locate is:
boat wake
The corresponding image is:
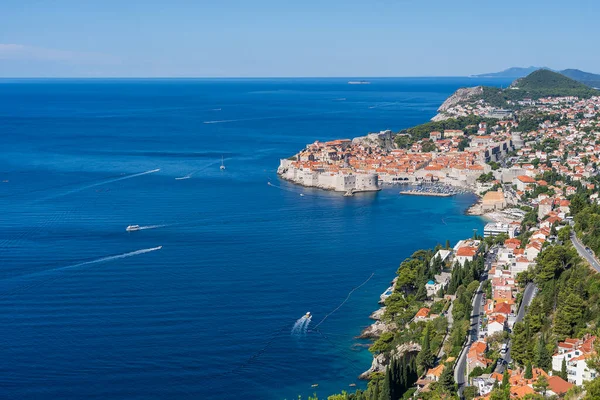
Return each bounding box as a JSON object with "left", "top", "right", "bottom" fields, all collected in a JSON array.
[
  {"left": 37, "top": 169, "right": 160, "bottom": 202},
  {"left": 3, "top": 246, "right": 163, "bottom": 284},
  {"left": 137, "top": 224, "right": 169, "bottom": 230},
  {"left": 291, "top": 314, "right": 311, "bottom": 336},
  {"left": 175, "top": 160, "right": 221, "bottom": 180}
]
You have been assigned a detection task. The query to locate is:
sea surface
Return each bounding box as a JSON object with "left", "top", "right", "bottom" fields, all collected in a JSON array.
[{"left": 0, "top": 77, "right": 511, "bottom": 399}]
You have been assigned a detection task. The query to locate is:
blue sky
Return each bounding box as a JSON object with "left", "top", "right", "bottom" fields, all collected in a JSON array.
[{"left": 1, "top": 0, "right": 598, "bottom": 77}]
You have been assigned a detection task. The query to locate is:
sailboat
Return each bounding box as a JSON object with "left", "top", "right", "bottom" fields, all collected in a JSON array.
[{"left": 220, "top": 156, "right": 225, "bottom": 170}]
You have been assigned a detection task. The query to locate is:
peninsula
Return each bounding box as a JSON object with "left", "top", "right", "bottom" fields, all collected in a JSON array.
[{"left": 297, "top": 70, "right": 600, "bottom": 400}]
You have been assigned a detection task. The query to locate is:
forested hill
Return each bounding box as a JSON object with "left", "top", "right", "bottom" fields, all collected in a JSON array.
[
  {"left": 510, "top": 69, "right": 597, "bottom": 95},
  {"left": 476, "top": 70, "right": 599, "bottom": 108},
  {"left": 473, "top": 67, "right": 600, "bottom": 88}
]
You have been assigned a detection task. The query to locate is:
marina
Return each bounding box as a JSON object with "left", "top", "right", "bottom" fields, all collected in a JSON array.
[{"left": 398, "top": 183, "right": 469, "bottom": 197}]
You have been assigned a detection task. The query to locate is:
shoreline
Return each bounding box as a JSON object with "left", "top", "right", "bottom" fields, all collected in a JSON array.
[{"left": 356, "top": 192, "right": 484, "bottom": 380}]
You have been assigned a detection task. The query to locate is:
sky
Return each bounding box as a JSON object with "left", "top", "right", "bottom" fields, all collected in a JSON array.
[{"left": 1, "top": 0, "right": 599, "bottom": 77}]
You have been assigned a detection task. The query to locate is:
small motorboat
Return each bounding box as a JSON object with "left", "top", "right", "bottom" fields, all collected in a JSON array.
[
  {"left": 126, "top": 225, "right": 141, "bottom": 232},
  {"left": 305, "top": 312, "right": 312, "bottom": 319},
  {"left": 311, "top": 384, "right": 319, "bottom": 388},
  {"left": 300, "top": 193, "right": 304, "bottom": 197}
]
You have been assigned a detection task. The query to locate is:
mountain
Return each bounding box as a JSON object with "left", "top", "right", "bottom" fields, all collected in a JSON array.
[
  {"left": 473, "top": 66, "right": 546, "bottom": 78},
  {"left": 474, "top": 70, "right": 599, "bottom": 108},
  {"left": 510, "top": 69, "right": 596, "bottom": 95},
  {"left": 474, "top": 67, "right": 600, "bottom": 89},
  {"left": 560, "top": 69, "right": 600, "bottom": 89}
]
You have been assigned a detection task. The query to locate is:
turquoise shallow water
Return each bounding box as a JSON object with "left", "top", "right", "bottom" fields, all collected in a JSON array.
[{"left": 0, "top": 78, "right": 507, "bottom": 399}]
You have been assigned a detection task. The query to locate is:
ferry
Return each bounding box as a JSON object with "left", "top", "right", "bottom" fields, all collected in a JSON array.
[
  {"left": 304, "top": 312, "right": 312, "bottom": 319},
  {"left": 348, "top": 80, "right": 370, "bottom": 85},
  {"left": 126, "top": 225, "right": 141, "bottom": 232}
]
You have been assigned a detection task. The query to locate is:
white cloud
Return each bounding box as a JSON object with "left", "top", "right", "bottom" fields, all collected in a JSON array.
[{"left": 0, "top": 44, "right": 119, "bottom": 65}]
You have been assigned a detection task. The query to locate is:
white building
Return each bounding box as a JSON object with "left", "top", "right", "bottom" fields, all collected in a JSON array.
[
  {"left": 551, "top": 336, "right": 597, "bottom": 386},
  {"left": 483, "top": 222, "right": 519, "bottom": 238},
  {"left": 487, "top": 314, "right": 506, "bottom": 336}
]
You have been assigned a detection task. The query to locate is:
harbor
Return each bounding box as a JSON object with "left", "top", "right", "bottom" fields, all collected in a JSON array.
[
  {"left": 399, "top": 183, "right": 469, "bottom": 197},
  {"left": 399, "top": 190, "right": 453, "bottom": 197}
]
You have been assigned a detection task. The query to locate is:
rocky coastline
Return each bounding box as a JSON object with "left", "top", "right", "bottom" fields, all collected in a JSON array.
[{"left": 430, "top": 86, "right": 484, "bottom": 121}]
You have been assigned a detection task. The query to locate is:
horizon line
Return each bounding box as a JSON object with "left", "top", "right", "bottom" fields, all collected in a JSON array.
[{"left": 0, "top": 75, "right": 508, "bottom": 80}]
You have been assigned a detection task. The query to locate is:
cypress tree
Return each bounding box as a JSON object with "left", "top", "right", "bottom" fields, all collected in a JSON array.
[
  {"left": 380, "top": 367, "right": 390, "bottom": 400},
  {"left": 561, "top": 358, "right": 568, "bottom": 380},
  {"left": 524, "top": 361, "right": 533, "bottom": 380},
  {"left": 502, "top": 370, "right": 509, "bottom": 388},
  {"left": 371, "top": 380, "right": 380, "bottom": 400},
  {"left": 535, "top": 335, "right": 551, "bottom": 371},
  {"left": 416, "top": 326, "right": 435, "bottom": 373}
]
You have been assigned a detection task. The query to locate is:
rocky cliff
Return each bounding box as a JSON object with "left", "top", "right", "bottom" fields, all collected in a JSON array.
[
  {"left": 352, "top": 130, "right": 395, "bottom": 151},
  {"left": 431, "top": 86, "right": 483, "bottom": 121},
  {"left": 359, "top": 342, "right": 421, "bottom": 379}
]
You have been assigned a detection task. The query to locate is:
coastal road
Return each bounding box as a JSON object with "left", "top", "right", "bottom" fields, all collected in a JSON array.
[
  {"left": 495, "top": 282, "right": 537, "bottom": 374},
  {"left": 571, "top": 233, "right": 600, "bottom": 272},
  {"left": 455, "top": 249, "right": 493, "bottom": 395}
]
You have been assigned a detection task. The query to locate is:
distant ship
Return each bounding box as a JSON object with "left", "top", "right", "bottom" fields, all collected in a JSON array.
[
  {"left": 348, "top": 80, "right": 370, "bottom": 85},
  {"left": 126, "top": 225, "right": 140, "bottom": 232},
  {"left": 220, "top": 155, "right": 226, "bottom": 170}
]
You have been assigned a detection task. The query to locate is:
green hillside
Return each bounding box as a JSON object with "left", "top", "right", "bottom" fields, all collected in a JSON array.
[
  {"left": 511, "top": 69, "right": 596, "bottom": 94},
  {"left": 474, "top": 67, "right": 600, "bottom": 89},
  {"left": 477, "top": 70, "right": 598, "bottom": 107}
]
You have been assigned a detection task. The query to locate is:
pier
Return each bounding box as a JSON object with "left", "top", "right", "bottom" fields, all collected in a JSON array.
[{"left": 399, "top": 190, "right": 453, "bottom": 197}]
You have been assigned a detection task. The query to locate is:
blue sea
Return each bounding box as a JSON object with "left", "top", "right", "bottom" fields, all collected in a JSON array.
[{"left": 0, "top": 77, "right": 510, "bottom": 399}]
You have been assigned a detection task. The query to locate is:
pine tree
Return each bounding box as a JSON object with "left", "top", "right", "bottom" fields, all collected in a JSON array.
[
  {"left": 524, "top": 361, "right": 533, "bottom": 380},
  {"left": 439, "top": 363, "right": 456, "bottom": 394},
  {"left": 511, "top": 322, "right": 528, "bottom": 366},
  {"left": 445, "top": 239, "right": 451, "bottom": 249},
  {"left": 533, "top": 375, "right": 549, "bottom": 396},
  {"left": 553, "top": 309, "right": 573, "bottom": 340}
]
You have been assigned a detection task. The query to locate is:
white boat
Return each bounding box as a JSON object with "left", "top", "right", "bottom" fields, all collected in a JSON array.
[
  {"left": 343, "top": 190, "right": 354, "bottom": 197},
  {"left": 348, "top": 80, "right": 370, "bottom": 85},
  {"left": 126, "top": 225, "right": 140, "bottom": 232},
  {"left": 220, "top": 156, "right": 226, "bottom": 170},
  {"left": 305, "top": 312, "right": 312, "bottom": 319}
]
